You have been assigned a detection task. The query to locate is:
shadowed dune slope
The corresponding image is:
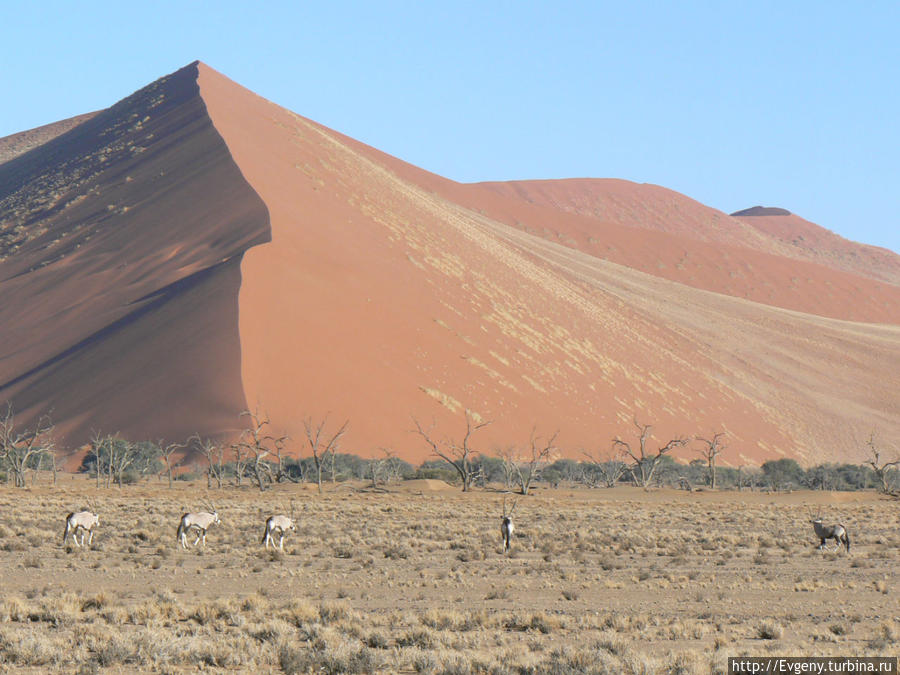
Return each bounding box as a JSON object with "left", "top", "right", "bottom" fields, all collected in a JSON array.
[
  {"left": 0, "top": 62, "right": 270, "bottom": 463},
  {"left": 1, "top": 62, "right": 898, "bottom": 467},
  {"left": 197, "top": 64, "right": 899, "bottom": 465}
]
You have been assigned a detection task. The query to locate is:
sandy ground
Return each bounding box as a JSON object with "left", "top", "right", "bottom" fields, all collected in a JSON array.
[{"left": 0, "top": 478, "right": 896, "bottom": 672}]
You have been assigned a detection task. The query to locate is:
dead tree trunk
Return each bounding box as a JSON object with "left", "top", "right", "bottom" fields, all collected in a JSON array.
[
  {"left": 696, "top": 432, "right": 726, "bottom": 490},
  {"left": 413, "top": 411, "right": 491, "bottom": 492},
  {"left": 304, "top": 415, "right": 348, "bottom": 493},
  {"left": 613, "top": 418, "right": 688, "bottom": 489},
  {"left": 237, "top": 408, "right": 289, "bottom": 492},
  {"left": 866, "top": 432, "right": 899, "bottom": 495}
]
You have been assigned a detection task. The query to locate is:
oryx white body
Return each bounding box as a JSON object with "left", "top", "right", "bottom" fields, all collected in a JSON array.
[
  {"left": 63, "top": 510, "right": 99, "bottom": 547},
  {"left": 261, "top": 515, "right": 295, "bottom": 551},
  {"left": 500, "top": 497, "right": 517, "bottom": 553},
  {"left": 812, "top": 518, "right": 850, "bottom": 552},
  {"left": 176, "top": 510, "right": 220, "bottom": 549}
]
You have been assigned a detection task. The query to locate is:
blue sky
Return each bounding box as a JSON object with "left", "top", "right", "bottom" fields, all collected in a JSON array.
[{"left": 2, "top": 2, "right": 898, "bottom": 254}]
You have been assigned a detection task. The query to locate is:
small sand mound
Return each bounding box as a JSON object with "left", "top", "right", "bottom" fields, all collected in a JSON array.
[{"left": 395, "top": 479, "right": 455, "bottom": 492}]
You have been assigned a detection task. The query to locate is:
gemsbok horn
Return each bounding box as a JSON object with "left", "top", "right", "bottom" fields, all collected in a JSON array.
[
  {"left": 176, "top": 499, "right": 220, "bottom": 549},
  {"left": 809, "top": 507, "right": 850, "bottom": 553}
]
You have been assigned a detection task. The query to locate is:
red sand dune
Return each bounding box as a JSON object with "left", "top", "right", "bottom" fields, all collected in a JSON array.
[{"left": 1, "top": 62, "right": 898, "bottom": 469}]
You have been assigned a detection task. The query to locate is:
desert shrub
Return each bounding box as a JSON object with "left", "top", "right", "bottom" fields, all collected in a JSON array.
[
  {"left": 761, "top": 458, "right": 804, "bottom": 490},
  {"left": 383, "top": 544, "right": 409, "bottom": 560},
  {"left": 757, "top": 620, "right": 783, "bottom": 640},
  {"left": 318, "top": 600, "right": 353, "bottom": 625},
  {"left": 365, "top": 631, "right": 390, "bottom": 649}
]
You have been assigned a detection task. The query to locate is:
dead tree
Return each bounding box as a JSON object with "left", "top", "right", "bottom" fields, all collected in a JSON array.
[
  {"left": 90, "top": 433, "right": 116, "bottom": 488},
  {"left": 496, "top": 445, "right": 519, "bottom": 491},
  {"left": 158, "top": 439, "right": 186, "bottom": 489},
  {"left": 0, "top": 404, "right": 55, "bottom": 488},
  {"left": 191, "top": 436, "right": 225, "bottom": 489},
  {"left": 303, "top": 415, "right": 349, "bottom": 493},
  {"left": 413, "top": 411, "right": 491, "bottom": 492},
  {"left": 229, "top": 438, "right": 249, "bottom": 487},
  {"left": 865, "top": 432, "right": 899, "bottom": 495},
  {"left": 369, "top": 448, "right": 401, "bottom": 490},
  {"left": 613, "top": 418, "right": 688, "bottom": 489},
  {"left": 272, "top": 435, "right": 297, "bottom": 484},
  {"left": 89, "top": 433, "right": 136, "bottom": 488},
  {"left": 581, "top": 450, "right": 628, "bottom": 488},
  {"left": 107, "top": 437, "right": 137, "bottom": 487},
  {"left": 696, "top": 432, "right": 727, "bottom": 490},
  {"left": 513, "top": 428, "right": 559, "bottom": 495},
  {"left": 237, "top": 408, "right": 288, "bottom": 492}
]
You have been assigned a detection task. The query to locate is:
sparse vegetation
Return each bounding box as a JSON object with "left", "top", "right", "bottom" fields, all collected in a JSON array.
[{"left": 0, "top": 479, "right": 896, "bottom": 672}]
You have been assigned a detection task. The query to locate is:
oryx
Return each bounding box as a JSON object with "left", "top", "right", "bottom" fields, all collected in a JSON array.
[
  {"left": 261, "top": 501, "right": 296, "bottom": 551},
  {"left": 63, "top": 507, "right": 100, "bottom": 547},
  {"left": 809, "top": 507, "right": 850, "bottom": 552},
  {"left": 501, "top": 497, "right": 517, "bottom": 553},
  {"left": 176, "top": 501, "right": 220, "bottom": 549}
]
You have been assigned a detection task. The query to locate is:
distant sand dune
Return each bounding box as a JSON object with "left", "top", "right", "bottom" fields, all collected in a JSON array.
[{"left": 0, "top": 61, "right": 897, "bottom": 468}]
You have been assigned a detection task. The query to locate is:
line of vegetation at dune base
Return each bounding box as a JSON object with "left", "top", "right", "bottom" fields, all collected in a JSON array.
[
  {"left": 2, "top": 403, "right": 897, "bottom": 494},
  {"left": 1, "top": 404, "right": 898, "bottom": 674}
]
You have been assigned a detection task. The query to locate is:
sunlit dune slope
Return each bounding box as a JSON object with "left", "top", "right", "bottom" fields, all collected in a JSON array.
[
  {"left": 1, "top": 62, "right": 897, "bottom": 467},
  {"left": 307, "top": 139, "right": 900, "bottom": 322},
  {"left": 732, "top": 208, "right": 900, "bottom": 286},
  {"left": 197, "top": 64, "right": 898, "bottom": 465},
  {"left": 475, "top": 180, "right": 900, "bottom": 288}
]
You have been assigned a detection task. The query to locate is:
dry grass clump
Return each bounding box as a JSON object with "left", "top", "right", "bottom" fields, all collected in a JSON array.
[{"left": 757, "top": 619, "right": 784, "bottom": 640}]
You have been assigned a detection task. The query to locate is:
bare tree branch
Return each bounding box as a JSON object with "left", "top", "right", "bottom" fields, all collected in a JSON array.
[
  {"left": 413, "top": 411, "right": 491, "bottom": 492},
  {"left": 159, "top": 439, "right": 187, "bottom": 489},
  {"left": 614, "top": 418, "right": 688, "bottom": 489},
  {"left": 236, "top": 407, "right": 289, "bottom": 491},
  {"left": 695, "top": 431, "right": 727, "bottom": 490},
  {"left": 865, "top": 431, "right": 900, "bottom": 495},
  {"left": 0, "top": 404, "right": 55, "bottom": 488},
  {"left": 581, "top": 449, "right": 627, "bottom": 488},
  {"left": 304, "top": 415, "right": 348, "bottom": 493}
]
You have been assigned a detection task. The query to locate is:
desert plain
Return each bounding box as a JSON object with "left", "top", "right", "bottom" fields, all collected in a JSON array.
[{"left": 0, "top": 479, "right": 896, "bottom": 674}]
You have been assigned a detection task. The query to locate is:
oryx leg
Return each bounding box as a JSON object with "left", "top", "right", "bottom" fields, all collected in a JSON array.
[
  {"left": 87, "top": 529, "right": 94, "bottom": 546},
  {"left": 278, "top": 531, "right": 285, "bottom": 551},
  {"left": 193, "top": 528, "right": 202, "bottom": 547}
]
